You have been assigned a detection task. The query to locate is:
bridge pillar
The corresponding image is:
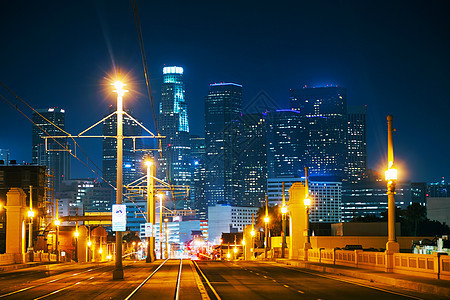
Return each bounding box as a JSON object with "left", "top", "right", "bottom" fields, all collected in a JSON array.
[
  {"left": 288, "top": 182, "right": 310, "bottom": 260},
  {"left": 5, "top": 188, "right": 27, "bottom": 263}
]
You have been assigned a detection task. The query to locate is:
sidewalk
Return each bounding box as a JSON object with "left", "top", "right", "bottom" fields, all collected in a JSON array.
[
  {"left": 0, "top": 261, "right": 58, "bottom": 272},
  {"left": 272, "top": 258, "right": 450, "bottom": 298}
]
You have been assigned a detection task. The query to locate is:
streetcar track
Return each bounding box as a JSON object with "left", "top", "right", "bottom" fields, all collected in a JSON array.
[
  {"left": 0, "top": 264, "right": 112, "bottom": 298},
  {"left": 124, "top": 259, "right": 183, "bottom": 300}
]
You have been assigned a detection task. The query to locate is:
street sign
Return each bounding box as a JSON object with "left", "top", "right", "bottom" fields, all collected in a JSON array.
[
  {"left": 112, "top": 204, "right": 126, "bottom": 231},
  {"left": 145, "top": 223, "right": 153, "bottom": 237}
]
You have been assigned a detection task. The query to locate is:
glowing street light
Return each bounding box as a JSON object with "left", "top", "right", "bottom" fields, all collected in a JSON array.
[
  {"left": 112, "top": 77, "right": 128, "bottom": 280},
  {"left": 164, "top": 218, "right": 169, "bottom": 259},
  {"left": 281, "top": 182, "right": 288, "bottom": 258},
  {"left": 264, "top": 196, "right": 270, "bottom": 259},
  {"left": 158, "top": 193, "right": 164, "bottom": 259},
  {"left": 74, "top": 229, "right": 79, "bottom": 262},
  {"left": 27, "top": 186, "right": 35, "bottom": 259},
  {"left": 304, "top": 167, "right": 311, "bottom": 244},
  {"left": 55, "top": 199, "right": 60, "bottom": 263},
  {"left": 145, "top": 159, "right": 156, "bottom": 263},
  {"left": 385, "top": 115, "right": 399, "bottom": 253}
]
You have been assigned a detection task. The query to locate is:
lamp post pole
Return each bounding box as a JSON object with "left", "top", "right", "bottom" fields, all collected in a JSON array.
[
  {"left": 385, "top": 115, "right": 399, "bottom": 253},
  {"left": 164, "top": 218, "right": 169, "bottom": 259},
  {"left": 234, "top": 235, "right": 237, "bottom": 260},
  {"left": 159, "top": 194, "right": 164, "bottom": 259},
  {"left": 74, "top": 227, "right": 79, "bottom": 263},
  {"left": 146, "top": 160, "right": 156, "bottom": 262},
  {"left": 304, "top": 167, "right": 311, "bottom": 244},
  {"left": 264, "top": 196, "right": 269, "bottom": 259},
  {"left": 55, "top": 198, "right": 60, "bottom": 263},
  {"left": 113, "top": 80, "right": 127, "bottom": 280},
  {"left": 27, "top": 185, "right": 34, "bottom": 260},
  {"left": 251, "top": 213, "right": 255, "bottom": 259},
  {"left": 281, "top": 182, "right": 287, "bottom": 258}
]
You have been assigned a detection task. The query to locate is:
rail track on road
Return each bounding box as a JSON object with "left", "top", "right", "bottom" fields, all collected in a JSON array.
[
  {"left": 0, "top": 263, "right": 116, "bottom": 299},
  {"left": 124, "top": 258, "right": 183, "bottom": 300}
]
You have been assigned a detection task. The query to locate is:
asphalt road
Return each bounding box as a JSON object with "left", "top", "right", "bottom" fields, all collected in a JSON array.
[
  {"left": 0, "top": 260, "right": 447, "bottom": 299},
  {"left": 196, "top": 261, "right": 449, "bottom": 300}
]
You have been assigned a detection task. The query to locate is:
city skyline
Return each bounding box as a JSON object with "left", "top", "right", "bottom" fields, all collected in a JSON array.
[{"left": 0, "top": 1, "right": 449, "bottom": 182}]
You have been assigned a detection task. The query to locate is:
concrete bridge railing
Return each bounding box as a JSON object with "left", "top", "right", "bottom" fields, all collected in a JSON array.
[{"left": 288, "top": 248, "right": 449, "bottom": 280}]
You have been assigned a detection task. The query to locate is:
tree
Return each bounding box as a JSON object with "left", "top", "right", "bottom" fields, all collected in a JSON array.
[
  {"left": 255, "top": 205, "right": 288, "bottom": 237},
  {"left": 404, "top": 203, "right": 427, "bottom": 236}
]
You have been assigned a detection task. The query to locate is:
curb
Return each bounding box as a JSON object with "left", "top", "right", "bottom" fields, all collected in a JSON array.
[{"left": 274, "top": 259, "right": 450, "bottom": 298}]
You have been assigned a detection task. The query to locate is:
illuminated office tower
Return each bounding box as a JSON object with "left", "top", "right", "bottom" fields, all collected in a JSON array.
[
  {"left": 190, "top": 135, "right": 206, "bottom": 219},
  {"left": 205, "top": 83, "right": 242, "bottom": 207},
  {"left": 102, "top": 106, "right": 143, "bottom": 187},
  {"left": 347, "top": 105, "right": 367, "bottom": 183},
  {"left": 290, "top": 87, "right": 347, "bottom": 180},
  {"left": 158, "top": 66, "right": 191, "bottom": 206},
  {"left": 32, "top": 108, "right": 70, "bottom": 192},
  {"left": 239, "top": 113, "right": 267, "bottom": 207},
  {"left": 265, "top": 109, "right": 304, "bottom": 179}
]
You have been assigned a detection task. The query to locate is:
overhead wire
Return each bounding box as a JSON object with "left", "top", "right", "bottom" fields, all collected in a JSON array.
[
  {"left": 0, "top": 84, "right": 148, "bottom": 221},
  {"left": 130, "top": 0, "right": 177, "bottom": 207}
]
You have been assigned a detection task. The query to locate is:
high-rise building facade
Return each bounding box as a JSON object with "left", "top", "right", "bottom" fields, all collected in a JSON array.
[
  {"left": 265, "top": 110, "right": 303, "bottom": 179},
  {"left": 158, "top": 66, "right": 191, "bottom": 206},
  {"left": 32, "top": 108, "right": 70, "bottom": 192},
  {"left": 239, "top": 113, "right": 267, "bottom": 207},
  {"left": 347, "top": 105, "right": 367, "bottom": 183},
  {"left": 309, "top": 181, "right": 342, "bottom": 223},
  {"left": 290, "top": 87, "right": 347, "bottom": 180},
  {"left": 190, "top": 135, "right": 207, "bottom": 219},
  {"left": 428, "top": 179, "right": 449, "bottom": 197},
  {"left": 341, "top": 181, "right": 424, "bottom": 221},
  {"left": 205, "top": 83, "right": 242, "bottom": 207},
  {"left": 102, "top": 106, "right": 143, "bottom": 187}
]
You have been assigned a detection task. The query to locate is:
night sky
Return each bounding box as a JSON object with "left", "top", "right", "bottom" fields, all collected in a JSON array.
[{"left": 0, "top": 0, "right": 449, "bottom": 182}]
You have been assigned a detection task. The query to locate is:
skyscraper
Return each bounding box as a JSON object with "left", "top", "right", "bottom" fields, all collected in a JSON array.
[
  {"left": 102, "top": 106, "right": 143, "bottom": 187},
  {"left": 158, "top": 66, "right": 191, "bottom": 206},
  {"left": 205, "top": 83, "right": 242, "bottom": 207},
  {"left": 290, "top": 87, "right": 347, "bottom": 180},
  {"left": 239, "top": 113, "right": 267, "bottom": 207},
  {"left": 347, "top": 105, "right": 367, "bottom": 183},
  {"left": 32, "top": 108, "right": 70, "bottom": 192},
  {"left": 265, "top": 109, "right": 304, "bottom": 179},
  {"left": 190, "top": 135, "right": 206, "bottom": 219}
]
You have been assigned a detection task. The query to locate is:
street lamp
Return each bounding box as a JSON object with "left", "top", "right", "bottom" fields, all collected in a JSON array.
[
  {"left": 304, "top": 167, "right": 311, "bottom": 244},
  {"left": 164, "top": 218, "right": 169, "bottom": 259},
  {"left": 242, "top": 239, "right": 246, "bottom": 260},
  {"left": 385, "top": 115, "right": 399, "bottom": 253},
  {"left": 281, "top": 182, "right": 287, "bottom": 258},
  {"left": 264, "top": 203, "right": 269, "bottom": 260},
  {"left": 145, "top": 159, "right": 156, "bottom": 263},
  {"left": 251, "top": 213, "right": 255, "bottom": 258},
  {"left": 112, "top": 78, "right": 127, "bottom": 280},
  {"left": 55, "top": 218, "right": 61, "bottom": 262},
  {"left": 74, "top": 229, "right": 79, "bottom": 262},
  {"left": 158, "top": 193, "right": 164, "bottom": 259},
  {"left": 27, "top": 186, "right": 35, "bottom": 260}
]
